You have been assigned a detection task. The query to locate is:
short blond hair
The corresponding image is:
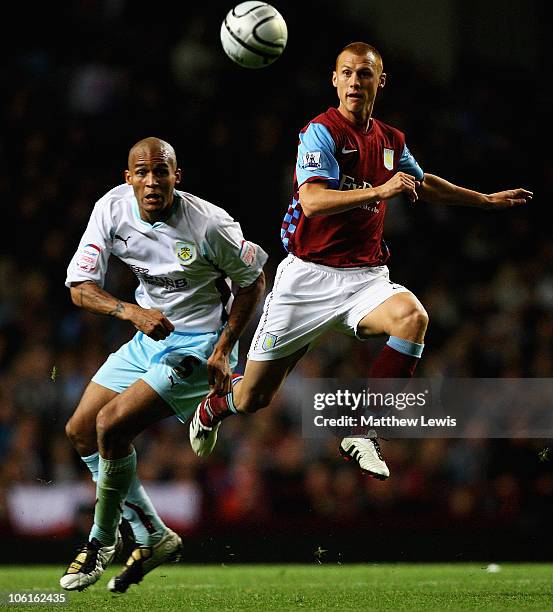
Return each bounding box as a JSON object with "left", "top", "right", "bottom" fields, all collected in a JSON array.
[{"left": 336, "top": 42, "right": 383, "bottom": 70}]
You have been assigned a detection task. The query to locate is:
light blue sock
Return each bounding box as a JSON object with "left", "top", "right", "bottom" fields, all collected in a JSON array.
[
  {"left": 227, "top": 374, "right": 243, "bottom": 414},
  {"left": 123, "top": 482, "right": 167, "bottom": 546},
  {"left": 81, "top": 451, "right": 100, "bottom": 483},
  {"left": 387, "top": 335, "right": 425, "bottom": 358},
  {"left": 90, "top": 450, "right": 136, "bottom": 546},
  {"left": 82, "top": 452, "right": 167, "bottom": 546}
]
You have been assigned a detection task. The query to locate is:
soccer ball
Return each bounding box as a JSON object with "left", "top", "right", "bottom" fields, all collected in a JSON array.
[{"left": 220, "top": 2, "right": 288, "bottom": 69}]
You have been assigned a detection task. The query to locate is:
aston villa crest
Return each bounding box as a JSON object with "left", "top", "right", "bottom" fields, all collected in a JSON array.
[
  {"left": 383, "top": 148, "right": 394, "bottom": 171},
  {"left": 262, "top": 333, "right": 278, "bottom": 351}
]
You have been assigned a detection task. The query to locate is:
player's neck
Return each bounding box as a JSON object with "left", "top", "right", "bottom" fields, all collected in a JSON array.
[
  {"left": 139, "top": 198, "right": 176, "bottom": 224},
  {"left": 337, "top": 104, "right": 373, "bottom": 130}
]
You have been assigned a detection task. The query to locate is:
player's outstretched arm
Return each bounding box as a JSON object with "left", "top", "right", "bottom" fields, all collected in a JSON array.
[
  {"left": 69, "top": 280, "right": 174, "bottom": 340},
  {"left": 418, "top": 173, "right": 533, "bottom": 209},
  {"left": 206, "top": 271, "right": 266, "bottom": 396},
  {"left": 300, "top": 172, "right": 418, "bottom": 217}
]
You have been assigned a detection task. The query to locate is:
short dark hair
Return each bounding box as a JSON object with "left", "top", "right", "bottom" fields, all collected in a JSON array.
[{"left": 336, "top": 42, "right": 383, "bottom": 70}]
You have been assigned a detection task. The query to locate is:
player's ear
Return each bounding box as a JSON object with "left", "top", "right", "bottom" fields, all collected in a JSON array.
[
  {"left": 379, "top": 72, "right": 387, "bottom": 89},
  {"left": 124, "top": 170, "right": 132, "bottom": 184},
  {"left": 175, "top": 168, "right": 182, "bottom": 184},
  {"left": 332, "top": 71, "right": 338, "bottom": 88}
]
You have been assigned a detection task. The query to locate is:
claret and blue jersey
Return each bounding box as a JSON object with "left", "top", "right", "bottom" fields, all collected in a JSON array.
[{"left": 281, "top": 107, "right": 424, "bottom": 268}]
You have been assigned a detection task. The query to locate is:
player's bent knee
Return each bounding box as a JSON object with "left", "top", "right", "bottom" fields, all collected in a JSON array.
[
  {"left": 394, "top": 304, "right": 429, "bottom": 338},
  {"left": 96, "top": 406, "right": 131, "bottom": 450},
  {"left": 64, "top": 417, "right": 77, "bottom": 443},
  {"left": 65, "top": 416, "right": 94, "bottom": 453},
  {"left": 410, "top": 306, "right": 429, "bottom": 331}
]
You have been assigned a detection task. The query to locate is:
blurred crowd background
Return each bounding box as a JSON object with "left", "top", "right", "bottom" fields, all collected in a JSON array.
[{"left": 1, "top": 0, "right": 551, "bottom": 562}]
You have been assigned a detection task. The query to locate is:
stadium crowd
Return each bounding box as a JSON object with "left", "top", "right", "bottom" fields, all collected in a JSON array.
[{"left": 1, "top": 1, "right": 551, "bottom": 561}]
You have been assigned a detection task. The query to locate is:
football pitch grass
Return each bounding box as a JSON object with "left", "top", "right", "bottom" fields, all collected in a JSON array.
[{"left": 0, "top": 564, "right": 551, "bottom": 610}]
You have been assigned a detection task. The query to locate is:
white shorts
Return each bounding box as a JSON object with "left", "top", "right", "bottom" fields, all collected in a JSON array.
[{"left": 248, "top": 254, "right": 410, "bottom": 361}]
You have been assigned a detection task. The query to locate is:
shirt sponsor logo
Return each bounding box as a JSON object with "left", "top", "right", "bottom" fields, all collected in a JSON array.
[
  {"left": 360, "top": 203, "right": 380, "bottom": 214},
  {"left": 384, "top": 148, "right": 394, "bottom": 170},
  {"left": 340, "top": 174, "right": 373, "bottom": 191},
  {"left": 77, "top": 243, "right": 101, "bottom": 272},
  {"left": 129, "top": 263, "right": 188, "bottom": 290},
  {"left": 239, "top": 240, "right": 257, "bottom": 266},
  {"left": 262, "top": 333, "right": 278, "bottom": 351},
  {"left": 339, "top": 175, "right": 381, "bottom": 211},
  {"left": 302, "top": 151, "right": 322, "bottom": 169},
  {"left": 176, "top": 242, "right": 196, "bottom": 265}
]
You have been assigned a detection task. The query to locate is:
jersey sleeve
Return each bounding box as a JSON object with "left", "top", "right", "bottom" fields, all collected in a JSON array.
[
  {"left": 65, "top": 201, "right": 112, "bottom": 288},
  {"left": 397, "top": 143, "right": 424, "bottom": 180},
  {"left": 296, "top": 122, "right": 340, "bottom": 189},
  {"left": 203, "top": 213, "right": 268, "bottom": 288}
]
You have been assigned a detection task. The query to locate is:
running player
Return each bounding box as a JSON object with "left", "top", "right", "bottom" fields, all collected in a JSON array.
[
  {"left": 189, "top": 42, "right": 532, "bottom": 477},
  {"left": 60, "top": 137, "right": 267, "bottom": 592}
]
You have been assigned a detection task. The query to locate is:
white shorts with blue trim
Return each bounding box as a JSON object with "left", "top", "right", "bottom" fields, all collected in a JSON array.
[
  {"left": 248, "top": 254, "right": 410, "bottom": 361},
  {"left": 92, "top": 330, "right": 238, "bottom": 422}
]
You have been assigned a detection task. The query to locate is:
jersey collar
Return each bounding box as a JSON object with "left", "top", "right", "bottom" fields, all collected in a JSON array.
[
  {"left": 331, "top": 107, "right": 375, "bottom": 135},
  {"left": 132, "top": 191, "right": 180, "bottom": 228}
]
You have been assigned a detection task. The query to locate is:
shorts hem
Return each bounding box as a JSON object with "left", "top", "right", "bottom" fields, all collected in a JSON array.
[
  {"left": 90, "top": 376, "right": 125, "bottom": 394},
  {"left": 139, "top": 376, "right": 185, "bottom": 418},
  {"left": 247, "top": 343, "right": 310, "bottom": 362}
]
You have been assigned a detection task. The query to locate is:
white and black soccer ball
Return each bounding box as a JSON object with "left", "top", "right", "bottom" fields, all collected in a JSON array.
[{"left": 220, "top": 2, "right": 288, "bottom": 69}]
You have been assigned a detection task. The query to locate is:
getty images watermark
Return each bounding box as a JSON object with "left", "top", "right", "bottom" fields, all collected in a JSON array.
[
  {"left": 299, "top": 378, "right": 553, "bottom": 439},
  {"left": 312, "top": 387, "right": 456, "bottom": 429}
]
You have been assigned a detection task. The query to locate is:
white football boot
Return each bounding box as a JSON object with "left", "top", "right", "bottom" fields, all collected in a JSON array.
[
  {"left": 189, "top": 398, "right": 220, "bottom": 457},
  {"left": 340, "top": 434, "right": 390, "bottom": 480},
  {"left": 60, "top": 533, "right": 121, "bottom": 591}
]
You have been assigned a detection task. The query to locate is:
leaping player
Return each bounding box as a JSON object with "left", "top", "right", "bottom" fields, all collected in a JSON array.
[{"left": 189, "top": 42, "right": 532, "bottom": 476}]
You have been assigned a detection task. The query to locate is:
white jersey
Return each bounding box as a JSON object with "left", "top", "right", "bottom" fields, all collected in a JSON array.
[{"left": 66, "top": 184, "right": 267, "bottom": 332}]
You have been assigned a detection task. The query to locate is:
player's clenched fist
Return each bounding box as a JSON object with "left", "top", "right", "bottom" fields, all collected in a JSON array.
[
  {"left": 206, "top": 351, "right": 232, "bottom": 397},
  {"left": 128, "top": 305, "right": 175, "bottom": 340},
  {"left": 377, "top": 172, "right": 420, "bottom": 202}
]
